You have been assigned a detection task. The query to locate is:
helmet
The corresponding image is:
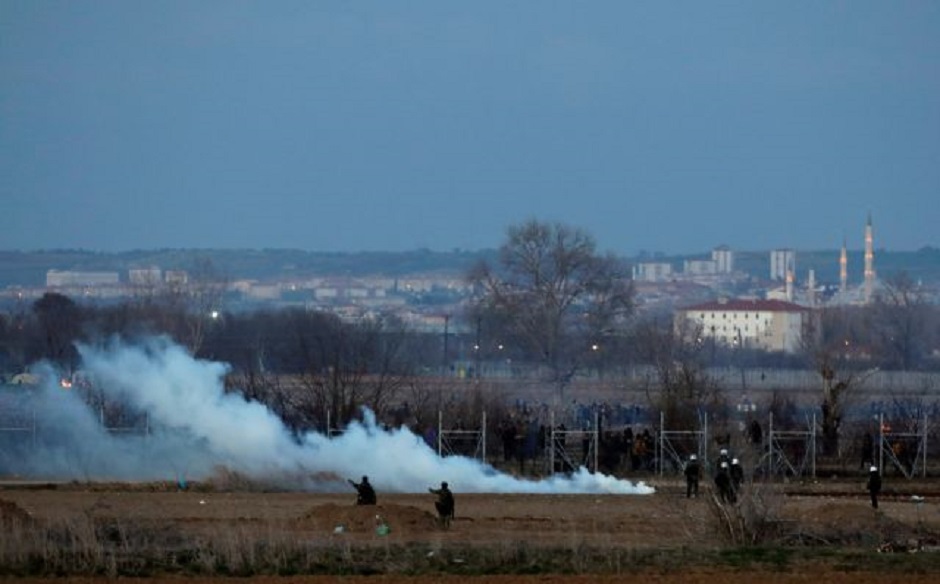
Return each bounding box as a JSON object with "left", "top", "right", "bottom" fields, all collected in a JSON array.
[
  {"left": 441, "top": 481, "right": 448, "bottom": 488},
  {"left": 870, "top": 466, "right": 878, "bottom": 473},
  {"left": 732, "top": 458, "right": 739, "bottom": 464},
  {"left": 720, "top": 449, "right": 728, "bottom": 456},
  {"left": 689, "top": 454, "right": 697, "bottom": 461},
  {"left": 721, "top": 462, "right": 729, "bottom": 468},
  {"left": 362, "top": 475, "right": 369, "bottom": 482}
]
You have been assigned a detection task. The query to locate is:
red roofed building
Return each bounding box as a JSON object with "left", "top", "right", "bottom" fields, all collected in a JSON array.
[{"left": 675, "top": 298, "right": 817, "bottom": 354}]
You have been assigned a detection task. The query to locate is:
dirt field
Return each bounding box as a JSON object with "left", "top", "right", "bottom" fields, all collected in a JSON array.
[{"left": 3, "top": 478, "right": 940, "bottom": 583}]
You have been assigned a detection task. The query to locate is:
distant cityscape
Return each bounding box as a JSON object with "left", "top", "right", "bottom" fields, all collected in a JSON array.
[{"left": 1, "top": 217, "right": 938, "bottom": 356}]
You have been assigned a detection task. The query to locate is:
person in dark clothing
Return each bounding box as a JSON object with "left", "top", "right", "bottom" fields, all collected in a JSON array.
[
  {"left": 348, "top": 475, "right": 377, "bottom": 505},
  {"left": 860, "top": 432, "right": 874, "bottom": 470},
  {"left": 622, "top": 427, "right": 634, "bottom": 472},
  {"left": 748, "top": 420, "right": 763, "bottom": 447},
  {"left": 641, "top": 429, "right": 654, "bottom": 469},
  {"left": 429, "top": 481, "right": 455, "bottom": 527},
  {"left": 500, "top": 419, "right": 516, "bottom": 462},
  {"left": 714, "top": 462, "right": 735, "bottom": 504},
  {"left": 684, "top": 454, "right": 701, "bottom": 498},
  {"left": 867, "top": 466, "right": 882, "bottom": 509},
  {"left": 730, "top": 458, "right": 744, "bottom": 494},
  {"left": 716, "top": 448, "right": 731, "bottom": 469}
]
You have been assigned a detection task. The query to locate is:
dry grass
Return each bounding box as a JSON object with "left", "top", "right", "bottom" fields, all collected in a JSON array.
[
  {"left": 705, "top": 482, "right": 787, "bottom": 546},
  {"left": 3, "top": 486, "right": 940, "bottom": 577}
]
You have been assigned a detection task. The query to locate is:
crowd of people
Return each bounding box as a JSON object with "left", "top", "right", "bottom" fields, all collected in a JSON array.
[{"left": 493, "top": 412, "right": 660, "bottom": 475}]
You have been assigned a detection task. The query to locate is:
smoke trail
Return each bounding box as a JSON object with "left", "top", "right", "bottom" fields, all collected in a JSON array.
[{"left": 1, "top": 337, "right": 653, "bottom": 495}]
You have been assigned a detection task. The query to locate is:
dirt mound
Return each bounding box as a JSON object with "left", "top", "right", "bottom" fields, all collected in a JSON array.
[
  {"left": 0, "top": 497, "right": 33, "bottom": 526},
  {"left": 297, "top": 502, "right": 439, "bottom": 537}
]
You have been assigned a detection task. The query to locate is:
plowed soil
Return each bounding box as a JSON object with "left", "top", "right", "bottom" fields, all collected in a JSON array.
[{"left": 3, "top": 478, "right": 940, "bottom": 583}]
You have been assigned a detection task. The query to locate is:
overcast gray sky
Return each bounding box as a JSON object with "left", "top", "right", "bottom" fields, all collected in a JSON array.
[{"left": 2, "top": 2, "right": 938, "bottom": 255}]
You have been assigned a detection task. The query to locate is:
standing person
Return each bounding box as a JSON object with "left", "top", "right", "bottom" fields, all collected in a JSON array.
[
  {"left": 640, "top": 429, "right": 655, "bottom": 470},
  {"left": 748, "top": 420, "right": 763, "bottom": 447},
  {"left": 348, "top": 475, "right": 377, "bottom": 505},
  {"left": 867, "top": 466, "right": 882, "bottom": 509},
  {"left": 684, "top": 454, "right": 701, "bottom": 498},
  {"left": 730, "top": 458, "right": 744, "bottom": 494},
  {"left": 714, "top": 462, "right": 735, "bottom": 504},
  {"left": 860, "top": 432, "right": 874, "bottom": 470},
  {"left": 500, "top": 419, "right": 516, "bottom": 462},
  {"left": 621, "top": 427, "right": 634, "bottom": 472},
  {"left": 429, "top": 481, "right": 455, "bottom": 527}
]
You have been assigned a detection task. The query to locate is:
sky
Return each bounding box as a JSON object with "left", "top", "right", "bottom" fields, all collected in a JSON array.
[{"left": 1, "top": 2, "right": 938, "bottom": 256}]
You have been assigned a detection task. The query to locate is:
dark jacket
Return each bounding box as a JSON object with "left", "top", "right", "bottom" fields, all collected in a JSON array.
[
  {"left": 430, "top": 484, "right": 455, "bottom": 517},
  {"left": 349, "top": 478, "right": 377, "bottom": 505},
  {"left": 684, "top": 460, "right": 701, "bottom": 482},
  {"left": 867, "top": 471, "right": 882, "bottom": 494},
  {"left": 730, "top": 463, "right": 744, "bottom": 489}
]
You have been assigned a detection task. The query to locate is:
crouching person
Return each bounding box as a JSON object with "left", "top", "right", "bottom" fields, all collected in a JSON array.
[{"left": 429, "top": 481, "right": 455, "bottom": 528}]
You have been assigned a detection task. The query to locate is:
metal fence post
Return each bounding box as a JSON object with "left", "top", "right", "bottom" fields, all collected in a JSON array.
[
  {"left": 811, "top": 412, "right": 817, "bottom": 479},
  {"left": 437, "top": 410, "right": 443, "bottom": 457},
  {"left": 658, "top": 411, "right": 664, "bottom": 477},
  {"left": 878, "top": 412, "right": 884, "bottom": 473}
]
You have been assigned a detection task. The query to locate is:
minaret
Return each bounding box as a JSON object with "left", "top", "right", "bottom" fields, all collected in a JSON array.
[
  {"left": 807, "top": 269, "right": 816, "bottom": 307},
  {"left": 839, "top": 239, "right": 848, "bottom": 296},
  {"left": 785, "top": 268, "right": 794, "bottom": 301},
  {"left": 864, "top": 214, "right": 875, "bottom": 303}
]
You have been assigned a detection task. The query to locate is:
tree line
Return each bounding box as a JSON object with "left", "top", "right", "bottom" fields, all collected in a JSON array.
[{"left": 1, "top": 221, "right": 938, "bottom": 458}]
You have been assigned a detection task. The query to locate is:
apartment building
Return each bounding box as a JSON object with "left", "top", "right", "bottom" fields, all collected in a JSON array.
[{"left": 675, "top": 298, "right": 814, "bottom": 353}]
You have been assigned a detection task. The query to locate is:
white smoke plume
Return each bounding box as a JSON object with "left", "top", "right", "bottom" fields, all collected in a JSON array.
[{"left": 2, "top": 337, "right": 653, "bottom": 495}]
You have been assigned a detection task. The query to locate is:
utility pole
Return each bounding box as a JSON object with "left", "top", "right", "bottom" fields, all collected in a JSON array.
[{"left": 442, "top": 314, "right": 450, "bottom": 375}]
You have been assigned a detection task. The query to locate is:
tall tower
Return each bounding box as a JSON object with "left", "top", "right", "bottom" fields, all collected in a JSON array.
[
  {"left": 770, "top": 249, "right": 796, "bottom": 281},
  {"left": 839, "top": 239, "right": 848, "bottom": 296},
  {"left": 864, "top": 214, "right": 875, "bottom": 303},
  {"left": 807, "top": 269, "right": 816, "bottom": 307},
  {"left": 712, "top": 246, "right": 734, "bottom": 274}
]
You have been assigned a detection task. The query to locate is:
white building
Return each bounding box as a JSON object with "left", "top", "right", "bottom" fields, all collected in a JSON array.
[
  {"left": 128, "top": 267, "right": 162, "bottom": 285},
  {"left": 684, "top": 259, "right": 718, "bottom": 275},
  {"left": 632, "top": 262, "right": 674, "bottom": 282},
  {"left": 675, "top": 298, "right": 815, "bottom": 353},
  {"left": 164, "top": 270, "right": 189, "bottom": 285},
  {"left": 46, "top": 270, "right": 120, "bottom": 287},
  {"left": 711, "top": 246, "right": 734, "bottom": 273},
  {"left": 769, "top": 249, "right": 796, "bottom": 281}
]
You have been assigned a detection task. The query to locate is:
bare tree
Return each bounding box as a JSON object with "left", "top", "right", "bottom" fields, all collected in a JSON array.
[
  {"left": 0, "top": 296, "right": 34, "bottom": 372},
  {"left": 98, "top": 256, "right": 227, "bottom": 355},
  {"left": 635, "top": 316, "right": 722, "bottom": 430},
  {"left": 295, "top": 312, "right": 414, "bottom": 430},
  {"left": 869, "top": 271, "right": 933, "bottom": 370},
  {"left": 178, "top": 257, "right": 228, "bottom": 355},
  {"left": 802, "top": 306, "right": 877, "bottom": 457},
  {"left": 467, "top": 220, "right": 633, "bottom": 399},
  {"left": 32, "top": 292, "right": 84, "bottom": 371}
]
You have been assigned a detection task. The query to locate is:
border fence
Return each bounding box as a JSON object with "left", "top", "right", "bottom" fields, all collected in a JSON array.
[{"left": 2, "top": 386, "right": 938, "bottom": 481}]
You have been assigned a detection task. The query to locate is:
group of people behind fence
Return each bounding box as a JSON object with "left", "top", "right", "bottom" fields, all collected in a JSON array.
[
  {"left": 493, "top": 415, "right": 660, "bottom": 475},
  {"left": 684, "top": 448, "right": 745, "bottom": 503}
]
